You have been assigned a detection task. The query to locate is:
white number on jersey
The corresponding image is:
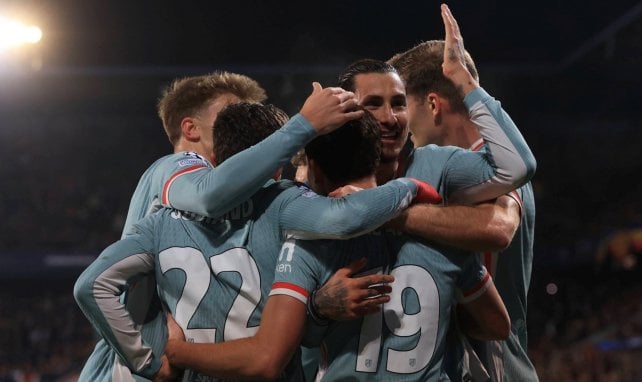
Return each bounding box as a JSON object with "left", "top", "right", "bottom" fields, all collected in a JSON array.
[
  {"left": 357, "top": 265, "right": 439, "bottom": 373},
  {"left": 158, "top": 247, "right": 261, "bottom": 343}
]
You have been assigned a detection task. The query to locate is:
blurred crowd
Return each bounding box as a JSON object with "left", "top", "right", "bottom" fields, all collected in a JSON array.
[
  {"left": 528, "top": 265, "right": 642, "bottom": 381},
  {"left": 0, "top": 280, "right": 94, "bottom": 382}
]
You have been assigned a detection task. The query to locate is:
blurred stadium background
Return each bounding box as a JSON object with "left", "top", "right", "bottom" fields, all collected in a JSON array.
[{"left": 1, "top": 1, "right": 641, "bottom": 381}]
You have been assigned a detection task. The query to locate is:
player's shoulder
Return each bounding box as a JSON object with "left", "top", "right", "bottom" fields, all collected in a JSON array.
[
  {"left": 246, "top": 179, "right": 307, "bottom": 212},
  {"left": 140, "top": 152, "right": 211, "bottom": 181},
  {"left": 413, "top": 144, "right": 463, "bottom": 160},
  {"left": 138, "top": 152, "right": 205, "bottom": 173},
  {"left": 272, "top": 179, "right": 318, "bottom": 198},
  {"left": 150, "top": 151, "right": 210, "bottom": 169},
  {"left": 406, "top": 144, "right": 464, "bottom": 176}
]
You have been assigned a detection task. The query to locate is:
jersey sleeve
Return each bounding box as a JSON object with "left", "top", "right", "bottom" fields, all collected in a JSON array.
[
  {"left": 278, "top": 178, "right": 418, "bottom": 240},
  {"left": 448, "top": 88, "right": 536, "bottom": 205},
  {"left": 455, "top": 258, "right": 492, "bottom": 304},
  {"left": 269, "top": 238, "right": 327, "bottom": 303},
  {"left": 270, "top": 239, "right": 332, "bottom": 348},
  {"left": 73, "top": 217, "right": 162, "bottom": 379},
  {"left": 164, "top": 114, "right": 317, "bottom": 218}
]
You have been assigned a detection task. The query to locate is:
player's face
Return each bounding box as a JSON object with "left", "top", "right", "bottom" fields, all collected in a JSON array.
[
  {"left": 407, "top": 94, "right": 440, "bottom": 147},
  {"left": 353, "top": 73, "right": 409, "bottom": 163},
  {"left": 197, "top": 93, "right": 242, "bottom": 161}
]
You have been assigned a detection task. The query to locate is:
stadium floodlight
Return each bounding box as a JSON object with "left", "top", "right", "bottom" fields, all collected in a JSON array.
[{"left": 0, "top": 16, "right": 42, "bottom": 52}]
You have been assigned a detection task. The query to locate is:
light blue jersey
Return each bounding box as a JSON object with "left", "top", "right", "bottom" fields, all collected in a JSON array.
[
  {"left": 469, "top": 182, "right": 539, "bottom": 382},
  {"left": 443, "top": 185, "right": 538, "bottom": 382},
  {"left": 437, "top": 139, "right": 538, "bottom": 382},
  {"left": 121, "top": 114, "right": 318, "bottom": 236},
  {"left": 78, "top": 114, "right": 320, "bottom": 382},
  {"left": 74, "top": 177, "right": 421, "bottom": 381},
  {"left": 271, "top": 230, "right": 491, "bottom": 382},
  {"left": 401, "top": 88, "right": 538, "bottom": 381},
  {"left": 294, "top": 87, "right": 535, "bottom": 381},
  {"left": 403, "top": 88, "right": 536, "bottom": 206}
]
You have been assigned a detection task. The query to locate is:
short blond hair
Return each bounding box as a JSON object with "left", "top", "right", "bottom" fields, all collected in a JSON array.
[
  {"left": 157, "top": 71, "right": 267, "bottom": 145},
  {"left": 388, "top": 40, "right": 478, "bottom": 115}
]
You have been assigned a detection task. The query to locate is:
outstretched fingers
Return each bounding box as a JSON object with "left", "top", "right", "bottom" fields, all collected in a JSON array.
[
  {"left": 350, "top": 273, "right": 394, "bottom": 315},
  {"left": 300, "top": 82, "right": 364, "bottom": 135},
  {"left": 441, "top": 4, "right": 465, "bottom": 64},
  {"left": 440, "top": 3, "right": 479, "bottom": 93}
]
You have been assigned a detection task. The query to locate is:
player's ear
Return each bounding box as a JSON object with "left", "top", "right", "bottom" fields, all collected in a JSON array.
[
  {"left": 181, "top": 117, "right": 199, "bottom": 142},
  {"left": 307, "top": 159, "right": 326, "bottom": 194},
  {"left": 427, "top": 93, "right": 439, "bottom": 115},
  {"left": 273, "top": 168, "right": 283, "bottom": 181}
]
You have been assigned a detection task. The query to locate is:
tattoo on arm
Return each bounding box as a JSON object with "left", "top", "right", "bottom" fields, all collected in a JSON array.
[{"left": 316, "top": 284, "right": 348, "bottom": 318}]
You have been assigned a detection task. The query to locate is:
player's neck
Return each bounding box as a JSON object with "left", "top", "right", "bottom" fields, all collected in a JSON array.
[
  {"left": 174, "top": 141, "right": 209, "bottom": 161},
  {"left": 336, "top": 176, "right": 377, "bottom": 191},
  {"left": 441, "top": 119, "right": 481, "bottom": 149},
  {"left": 376, "top": 160, "right": 399, "bottom": 185}
]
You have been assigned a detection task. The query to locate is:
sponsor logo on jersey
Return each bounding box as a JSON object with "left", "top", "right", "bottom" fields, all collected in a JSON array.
[
  {"left": 276, "top": 240, "right": 295, "bottom": 273},
  {"left": 178, "top": 158, "right": 206, "bottom": 167}
]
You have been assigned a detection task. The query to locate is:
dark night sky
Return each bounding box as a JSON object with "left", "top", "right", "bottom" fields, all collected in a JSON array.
[{"left": 8, "top": 0, "right": 641, "bottom": 69}]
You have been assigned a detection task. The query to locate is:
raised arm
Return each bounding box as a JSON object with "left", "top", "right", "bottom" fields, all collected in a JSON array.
[
  {"left": 165, "top": 83, "right": 365, "bottom": 218},
  {"left": 441, "top": 4, "right": 535, "bottom": 204}
]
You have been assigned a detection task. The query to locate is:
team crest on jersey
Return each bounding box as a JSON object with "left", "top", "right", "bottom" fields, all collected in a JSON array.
[{"left": 296, "top": 183, "right": 317, "bottom": 198}]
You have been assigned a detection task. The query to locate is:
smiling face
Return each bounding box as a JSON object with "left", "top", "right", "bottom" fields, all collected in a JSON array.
[{"left": 352, "top": 72, "right": 409, "bottom": 163}]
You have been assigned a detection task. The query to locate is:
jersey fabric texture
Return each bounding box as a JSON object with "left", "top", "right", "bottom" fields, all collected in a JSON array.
[
  {"left": 443, "top": 109, "right": 538, "bottom": 381},
  {"left": 271, "top": 230, "right": 490, "bottom": 381},
  {"left": 75, "top": 176, "right": 420, "bottom": 381},
  {"left": 78, "top": 114, "right": 317, "bottom": 382},
  {"left": 292, "top": 86, "right": 535, "bottom": 381},
  {"left": 470, "top": 181, "right": 538, "bottom": 382}
]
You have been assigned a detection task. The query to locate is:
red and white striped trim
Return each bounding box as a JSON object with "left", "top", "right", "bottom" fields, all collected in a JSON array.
[
  {"left": 469, "top": 138, "right": 485, "bottom": 152},
  {"left": 161, "top": 165, "right": 207, "bottom": 206},
  {"left": 458, "top": 271, "right": 492, "bottom": 303},
  {"left": 270, "top": 281, "right": 309, "bottom": 304}
]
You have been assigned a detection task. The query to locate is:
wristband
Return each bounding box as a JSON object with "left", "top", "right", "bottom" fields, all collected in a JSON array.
[{"left": 306, "top": 289, "right": 330, "bottom": 326}]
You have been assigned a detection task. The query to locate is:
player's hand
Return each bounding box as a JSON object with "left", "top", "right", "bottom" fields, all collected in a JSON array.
[
  {"left": 163, "top": 312, "right": 186, "bottom": 369},
  {"left": 409, "top": 178, "right": 442, "bottom": 204},
  {"left": 314, "top": 257, "right": 394, "bottom": 321},
  {"left": 328, "top": 184, "right": 364, "bottom": 198},
  {"left": 300, "top": 82, "right": 365, "bottom": 135},
  {"left": 440, "top": 3, "right": 479, "bottom": 95},
  {"left": 153, "top": 355, "right": 181, "bottom": 382},
  {"left": 166, "top": 312, "right": 185, "bottom": 342}
]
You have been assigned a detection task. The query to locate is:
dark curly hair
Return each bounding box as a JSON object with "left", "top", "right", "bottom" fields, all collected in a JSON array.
[
  {"left": 305, "top": 110, "right": 381, "bottom": 185},
  {"left": 213, "top": 102, "right": 289, "bottom": 164}
]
